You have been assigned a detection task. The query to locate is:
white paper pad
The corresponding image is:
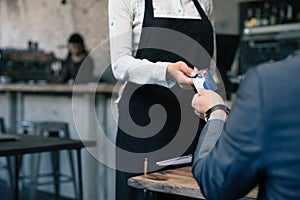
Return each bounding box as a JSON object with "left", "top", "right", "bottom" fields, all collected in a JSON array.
[{"left": 156, "top": 154, "right": 193, "bottom": 166}]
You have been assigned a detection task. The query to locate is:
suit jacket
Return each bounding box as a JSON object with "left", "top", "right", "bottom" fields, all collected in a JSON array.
[{"left": 192, "top": 55, "right": 300, "bottom": 200}]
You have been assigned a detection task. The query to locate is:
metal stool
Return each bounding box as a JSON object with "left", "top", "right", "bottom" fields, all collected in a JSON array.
[
  {"left": 21, "top": 121, "right": 77, "bottom": 200},
  {"left": 0, "top": 117, "right": 14, "bottom": 188},
  {"left": 0, "top": 118, "right": 4, "bottom": 134}
]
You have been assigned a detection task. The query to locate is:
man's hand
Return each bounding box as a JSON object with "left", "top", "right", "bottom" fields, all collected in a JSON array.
[
  {"left": 192, "top": 88, "right": 226, "bottom": 118},
  {"left": 167, "top": 61, "right": 197, "bottom": 90}
]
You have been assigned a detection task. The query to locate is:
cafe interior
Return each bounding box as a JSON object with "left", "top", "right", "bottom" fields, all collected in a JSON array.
[{"left": 0, "top": 0, "right": 299, "bottom": 200}]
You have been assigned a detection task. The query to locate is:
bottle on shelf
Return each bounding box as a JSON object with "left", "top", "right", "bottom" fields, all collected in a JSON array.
[
  {"left": 296, "top": 11, "right": 300, "bottom": 22},
  {"left": 261, "top": 2, "right": 270, "bottom": 26},
  {"left": 278, "top": 4, "right": 286, "bottom": 24},
  {"left": 269, "top": 5, "right": 278, "bottom": 25},
  {"left": 244, "top": 7, "right": 254, "bottom": 28},
  {"left": 286, "top": 4, "right": 294, "bottom": 23},
  {"left": 255, "top": 7, "right": 262, "bottom": 27}
]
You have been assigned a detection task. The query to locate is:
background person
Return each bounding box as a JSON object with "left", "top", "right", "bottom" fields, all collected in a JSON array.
[
  {"left": 191, "top": 55, "right": 300, "bottom": 199},
  {"left": 62, "top": 33, "right": 95, "bottom": 83}
]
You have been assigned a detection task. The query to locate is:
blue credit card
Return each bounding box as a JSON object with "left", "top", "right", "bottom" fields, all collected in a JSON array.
[{"left": 191, "top": 68, "right": 218, "bottom": 92}]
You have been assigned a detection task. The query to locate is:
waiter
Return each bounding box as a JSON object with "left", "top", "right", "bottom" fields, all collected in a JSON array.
[{"left": 109, "top": 0, "right": 216, "bottom": 199}]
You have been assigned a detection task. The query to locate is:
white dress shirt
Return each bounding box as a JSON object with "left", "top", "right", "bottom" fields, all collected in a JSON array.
[{"left": 109, "top": 0, "right": 216, "bottom": 89}]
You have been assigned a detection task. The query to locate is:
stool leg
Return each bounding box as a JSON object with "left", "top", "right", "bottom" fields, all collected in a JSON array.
[
  {"left": 6, "top": 156, "right": 14, "bottom": 189},
  {"left": 29, "top": 153, "right": 41, "bottom": 200},
  {"left": 51, "top": 151, "right": 60, "bottom": 200},
  {"left": 14, "top": 155, "right": 20, "bottom": 200},
  {"left": 68, "top": 150, "right": 77, "bottom": 197},
  {"left": 8, "top": 155, "right": 23, "bottom": 192},
  {"left": 77, "top": 149, "right": 83, "bottom": 200}
]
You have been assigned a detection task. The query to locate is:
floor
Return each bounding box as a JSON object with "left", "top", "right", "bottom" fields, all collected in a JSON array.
[{"left": 0, "top": 178, "right": 73, "bottom": 200}]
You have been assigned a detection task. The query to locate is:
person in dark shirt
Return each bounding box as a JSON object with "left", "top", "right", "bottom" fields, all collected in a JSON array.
[{"left": 62, "top": 33, "right": 95, "bottom": 83}]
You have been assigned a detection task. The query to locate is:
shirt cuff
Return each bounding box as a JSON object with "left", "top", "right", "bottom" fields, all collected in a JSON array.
[
  {"left": 208, "top": 116, "right": 227, "bottom": 122},
  {"left": 154, "top": 61, "right": 176, "bottom": 88}
]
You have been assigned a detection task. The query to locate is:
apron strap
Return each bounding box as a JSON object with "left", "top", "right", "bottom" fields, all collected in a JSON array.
[{"left": 192, "top": 0, "right": 209, "bottom": 20}]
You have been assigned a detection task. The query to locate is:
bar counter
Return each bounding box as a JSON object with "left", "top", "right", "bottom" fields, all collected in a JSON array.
[{"left": 0, "top": 83, "right": 116, "bottom": 93}]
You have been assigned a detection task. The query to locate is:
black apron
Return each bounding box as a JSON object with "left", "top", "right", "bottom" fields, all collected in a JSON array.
[{"left": 116, "top": 0, "right": 214, "bottom": 199}]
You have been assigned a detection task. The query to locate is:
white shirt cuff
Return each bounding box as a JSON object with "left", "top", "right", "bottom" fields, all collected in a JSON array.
[{"left": 155, "top": 61, "right": 176, "bottom": 88}]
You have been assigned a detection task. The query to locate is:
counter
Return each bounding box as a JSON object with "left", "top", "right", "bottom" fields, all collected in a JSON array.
[{"left": 0, "top": 83, "right": 115, "bottom": 93}]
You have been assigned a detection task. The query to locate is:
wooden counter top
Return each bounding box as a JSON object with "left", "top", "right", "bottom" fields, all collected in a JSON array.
[
  {"left": 0, "top": 83, "right": 118, "bottom": 94},
  {"left": 128, "top": 166, "right": 258, "bottom": 199}
]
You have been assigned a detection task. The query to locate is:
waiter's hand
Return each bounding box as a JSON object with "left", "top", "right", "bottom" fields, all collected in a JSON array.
[{"left": 167, "top": 61, "right": 197, "bottom": 90}]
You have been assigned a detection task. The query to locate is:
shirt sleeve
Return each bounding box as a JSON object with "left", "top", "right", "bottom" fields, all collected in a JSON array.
[
  {"left": 108, "top": 0, "right": 175, "bottom": 87},
  {"left": 192, "top": 67, "right": 264, "bottom": 200}
]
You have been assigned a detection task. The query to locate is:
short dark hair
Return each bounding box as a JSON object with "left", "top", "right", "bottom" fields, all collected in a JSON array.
[{"left": 68, "top": 33, "right": 84, "bottom": 44}]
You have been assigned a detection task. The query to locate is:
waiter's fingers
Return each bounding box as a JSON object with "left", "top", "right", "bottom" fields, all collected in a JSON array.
[
  {"left": 178, "top": 77, "right": 194, "bottom": 90},
  {"left": 167, "top": 61, "right": 198, "bottom": 90},
  {"left": 177, "top": 61, "right": 198, "bottom": 77}
]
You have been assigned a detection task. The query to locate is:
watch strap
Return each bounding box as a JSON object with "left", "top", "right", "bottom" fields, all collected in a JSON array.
[{"left": 204, "top": 104, "right": 230, "bottom": 122}]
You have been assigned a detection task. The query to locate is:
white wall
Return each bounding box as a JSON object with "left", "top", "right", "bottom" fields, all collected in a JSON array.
[
  {"left": 0, "top": 0, "right": 240, "bottom": 47},
  {"left": 0, "top": 0, "right": 108, "bottom": 58}
]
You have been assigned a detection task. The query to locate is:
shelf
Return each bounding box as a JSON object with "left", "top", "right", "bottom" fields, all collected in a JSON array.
[
  {"left": 242, "top": 23, "right": 300, "bottom": 41},
  {"left": 244, "top": 23, "right": 300, "bottom": 35}
]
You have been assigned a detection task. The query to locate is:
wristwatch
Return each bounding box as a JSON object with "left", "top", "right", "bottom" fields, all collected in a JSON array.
[{"left": 203, "top": 104, "right": 230, "bottom": 122}]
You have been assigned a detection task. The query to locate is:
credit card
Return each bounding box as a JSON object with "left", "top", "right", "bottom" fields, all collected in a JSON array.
[{"left": 191, "top": 68, "right": 218, "bottom": 92}]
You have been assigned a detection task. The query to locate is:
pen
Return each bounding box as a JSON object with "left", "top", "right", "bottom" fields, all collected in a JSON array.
[
  {"left": 144, "top": 158, "right": 148, "bottom": 200},
  {"left": 144, "top": 158, "right": 148, "bottom": 175}
]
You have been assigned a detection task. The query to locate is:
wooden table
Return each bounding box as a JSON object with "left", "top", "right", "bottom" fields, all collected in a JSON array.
[
  {"left": 0, "top": 134, "right": 96, "bottom": 200},
  {"left": 128, "top": 166, "right": 258, "bottom": 199}
]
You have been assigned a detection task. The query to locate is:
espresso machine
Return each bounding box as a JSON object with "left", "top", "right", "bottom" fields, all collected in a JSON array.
[{"left": 0, "top": 42, "right": 64, "bottom": 83}]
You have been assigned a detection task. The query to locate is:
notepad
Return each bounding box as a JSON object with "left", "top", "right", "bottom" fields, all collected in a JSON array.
[{"left": 156, "top": 154, "right": 193, "bottom": 166}]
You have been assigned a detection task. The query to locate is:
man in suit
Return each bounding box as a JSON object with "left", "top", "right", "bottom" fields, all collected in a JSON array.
[{"left": 191, "top": 55, "right": 300, "bottom": 199}]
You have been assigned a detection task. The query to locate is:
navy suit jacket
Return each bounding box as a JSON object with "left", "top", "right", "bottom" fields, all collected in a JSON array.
[{"left": 192, "top": 55, "right": 300, "bottom": 200}]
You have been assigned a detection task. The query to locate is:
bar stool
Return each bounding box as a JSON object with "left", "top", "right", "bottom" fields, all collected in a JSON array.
[
  {"left": 0, "top": 117, "right": 14, "bottom": 188},
  {"left": 0, "top": 117, "right": 4, "bottom": 134},
  {"left": 21, "top": 121, "right": 77, "bottom": 200}
]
